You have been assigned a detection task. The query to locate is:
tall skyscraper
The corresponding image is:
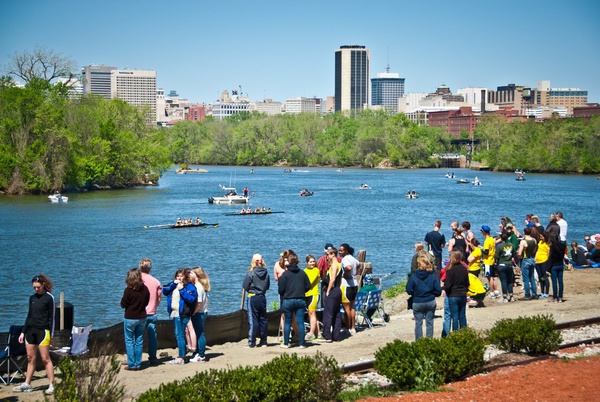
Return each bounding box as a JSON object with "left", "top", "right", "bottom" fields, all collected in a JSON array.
[
  {"left": 81, "top": 65, "right": 116, "bottom": 99},
  {"left": 371, "top": 66, "right": 405, "bottom": 114},
  {"left": 335, "top": 45, "right": 370, "bottom": 113},
  {"left": 110, "top": 69, "right": 157, "bottom": 123}
]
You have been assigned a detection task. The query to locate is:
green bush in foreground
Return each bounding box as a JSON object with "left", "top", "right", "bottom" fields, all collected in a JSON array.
[
  {"left": 487, "top": 314, "right": 562, "bottom": 355},
  {"left": 374, "top": 327, "right": 486, "bottom": 391},
  {"left": 137, "top": 352, "right": 344, "bottom": 402}
]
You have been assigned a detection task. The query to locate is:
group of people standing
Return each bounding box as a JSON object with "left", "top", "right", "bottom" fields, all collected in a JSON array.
[
  {"left": 407, "top": 212, "right": 574, "bottom": 341},
  {"left": 120, "top": 259, "right": 211, "bottom": 369},
  {"left": 242, "top": 242, "right": 362, "bottom": 349}
]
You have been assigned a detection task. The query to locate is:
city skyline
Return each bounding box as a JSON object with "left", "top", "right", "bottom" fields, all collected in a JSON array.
[{"left": 1, "top": 0, "right": 599, "bottom": 104}]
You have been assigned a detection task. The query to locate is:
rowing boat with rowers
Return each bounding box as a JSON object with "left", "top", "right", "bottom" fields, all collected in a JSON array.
[
  {"left": 223, "top": 211, "right": 285, "bottom": 216},
  {"left": 143, "top": 222, "right": 219, "bottom": 229}
]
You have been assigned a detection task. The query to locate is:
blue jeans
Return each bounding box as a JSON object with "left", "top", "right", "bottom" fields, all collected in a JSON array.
[
  {"left": 191, "top": 312, "right": 207, "bottom": 358},
  {"left": 173, "top": 316, "right": 190, "bottom": 358},
  {"left": 550, "top": 265, "right": 564, "bottom": 300},
  {"left": 441, "top": 296, "right": 450, "bottom": 338},
  {"left": 248, "top": 294, "right": 268, "bottom": 346},
  {"left": 283, "top": 298, "right": 306, "bottom": 346},
  {"left": 497, "top": 263, "right": 514, "bottom": 297},
  {"left": 145, "top": 314, "right": 158, "bottom": 361},
  {"left": 447, "top": 296, "right": 467, "bottom": 332},
  {"left": 412, "top": 300, "right": 436, "bottom": 340},
  {"left": 521, "top": 258, "right": 537, "bottom": 298},
  {"left": 124, "top": 317, "right": 146, "bottom": 369}
]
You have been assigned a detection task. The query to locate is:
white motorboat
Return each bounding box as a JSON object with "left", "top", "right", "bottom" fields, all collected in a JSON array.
[
  {"left": 472, "top": 177, "right": 482, "bottom": 186},
  {"left": 406, "top": 191, "right": 419, "bottom": 199},
  {"left": 208, "top": 185, "right": 249, "bottom": 205},
  {"left": 358, "top": 183, "right": 371, "bottom": 190},
  {"left": 48, "top": 192, "right": 68, "bottom": 203}
]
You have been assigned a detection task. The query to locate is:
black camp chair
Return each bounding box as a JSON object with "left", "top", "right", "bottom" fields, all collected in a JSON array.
[{"left": 0, "top": 325, "right": 27, "bottom": 385}]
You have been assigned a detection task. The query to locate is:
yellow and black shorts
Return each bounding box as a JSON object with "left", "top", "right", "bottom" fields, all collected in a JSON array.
[
  {"left": 341, "top": 285, "right": 358, "bottom": 304},
  {"left": 305, "top": 295, "right": 319, "bottom": 312},
  {"left": 25, "top": 327, "right": 51, "bottom": 346}
]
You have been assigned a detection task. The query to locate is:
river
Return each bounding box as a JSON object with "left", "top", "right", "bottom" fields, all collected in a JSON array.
[{"left": 1, "top": 167, "right": 598, "bottom": 331}]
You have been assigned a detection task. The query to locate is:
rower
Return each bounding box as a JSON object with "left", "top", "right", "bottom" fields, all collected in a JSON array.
[
  {"left": 240, "top": 207, "right": 246, "bottom": 215},
  {"left": 195, "top": 217, "right": 201, "bottom": 225},
  {"left": 246, "top": 207, "right": 252, "bottom": 213},
  {"left": 176, "top": 218, "right": 182, "bottom": 226},
  {"left": 261, "top": 206, "right": 266, "bottom": 213}
]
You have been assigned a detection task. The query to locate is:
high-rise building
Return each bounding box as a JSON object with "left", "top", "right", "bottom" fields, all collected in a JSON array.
[
  {"left": 285, "top": 97, "right": 321, "bottom": 114},
  {"left": 110, "top": 69, "right": 157, "bottom": 123},
  {"left": 81, "top": 65, "right": 116, "bottom": 99},
  {"left": 371, "top": 68, "right": 404, "bottom": 114},
  {"left": 335, "top": 45, "right": 370, "bottom": 113}
]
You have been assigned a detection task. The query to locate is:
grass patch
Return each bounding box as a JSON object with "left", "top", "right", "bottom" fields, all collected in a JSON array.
[{"left": 383, "top": 276, "right": 407, "bottom": 299}]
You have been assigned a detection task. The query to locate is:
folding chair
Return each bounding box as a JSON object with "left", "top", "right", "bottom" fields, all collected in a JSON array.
[
  {"left": 0, "top": 325, "right": 27, "bottom": 385},
  {"left": 52, "top": 324, "right": 92, "bottom": 357},
  {"left": 355, "top": 290, "right": 387, "bottom": 328}
]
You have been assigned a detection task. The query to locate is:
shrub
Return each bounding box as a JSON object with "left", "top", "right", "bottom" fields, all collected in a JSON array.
[
  {"left": 51, "top": 343, "right": 124, "bottom": 402},
  {"left": 487, "top": 314, "right": 562, "bottom": 355},
  {"left": 374, "top": 328, "right": 486, "bottom": 391},
  {"left": 383, "top": 276, "right": 407, "bottom": 299},
  {"left": 137, "top": 352, "right": 343, "bottom": 402}
]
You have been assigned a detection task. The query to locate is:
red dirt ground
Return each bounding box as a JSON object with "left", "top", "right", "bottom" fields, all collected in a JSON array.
[{"left": 361, "top": 354, "right": 600, "bottom": 401}]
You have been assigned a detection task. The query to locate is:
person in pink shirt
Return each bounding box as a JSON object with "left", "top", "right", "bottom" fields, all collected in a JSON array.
[{"left": 139, "top": 258, "right": 162, "bottom": 365}]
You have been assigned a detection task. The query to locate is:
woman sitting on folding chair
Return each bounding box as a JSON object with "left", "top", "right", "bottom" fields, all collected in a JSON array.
[{"left": 13, "top": 274, "right": 56, "bottom": 395}]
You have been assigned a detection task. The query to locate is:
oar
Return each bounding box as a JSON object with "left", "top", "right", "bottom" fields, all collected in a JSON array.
[
  {"left": 203, "top": 223, "right": 219, "bottom": 229},
  {"left": 143, "top": 224, "right": 173, "bottom": 229}
]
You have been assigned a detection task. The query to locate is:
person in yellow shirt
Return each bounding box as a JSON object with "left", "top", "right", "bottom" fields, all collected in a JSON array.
[
  {"left": 467, "top": 238, "right": 483, "bottom": 276},
  {"left": 467, "top": 272, "right": 487, "bottom": 307},
  {"left": 535, "top": 232, "right": 551, "bottom": 298},
  {"left": 304, "top": 255, "right": 321, "bottom": 340},
  {"left": 481, "top": 225, "right": 499, "bottom": 298}
]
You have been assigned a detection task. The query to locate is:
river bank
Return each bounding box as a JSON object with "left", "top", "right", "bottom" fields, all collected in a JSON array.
[{"left": 5, "top": 267, "right": 599, "bottom": 401}]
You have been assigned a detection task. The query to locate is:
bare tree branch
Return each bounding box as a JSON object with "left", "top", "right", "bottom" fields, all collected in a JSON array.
[{"left": 4, "top": 45, "right": 77, "bottom": 85}]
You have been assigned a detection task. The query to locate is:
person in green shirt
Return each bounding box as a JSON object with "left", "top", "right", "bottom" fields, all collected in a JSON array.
[{"left": 495, "top": 232, "right": 516, "bottom": 303}]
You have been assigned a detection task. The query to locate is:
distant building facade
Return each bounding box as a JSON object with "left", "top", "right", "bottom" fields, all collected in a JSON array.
[
  {"left": 335, "top": 45, "right": 370, "bottom": 113},
  {"left": 285, "top": 97, "right": 321, "bottom": 114},
  {"left": 371, "top": 70, "right": 405, "bottom": 114},
  {"left": 110, "top": 69, "right": 157, "bottom": 123},
  {"left": 82, "top": 65, "right": 116, "bottom": 99},
  {"left": 536, "top": 80, "right": 587, "bottom": 115},
  {"left": 187, "top": 104, "right": 207, "bottom": 121},
  {"left": 249, "top": 99, "right": 283, "bottom": 115}
]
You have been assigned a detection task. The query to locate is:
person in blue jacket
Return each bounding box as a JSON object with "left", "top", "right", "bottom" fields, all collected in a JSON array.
[
  {"left": 406, "top": 254, "right": 442, "bottom": 340},
  {"left": 163, "top": 269, "right": 198, "bottom": 364}
]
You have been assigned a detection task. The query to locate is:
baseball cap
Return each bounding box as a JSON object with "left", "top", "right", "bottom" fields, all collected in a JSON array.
[
  {"left": 595, "top": 234, "right": 600, "bottom": 239},
  {"left": 526, "top": 222, "right": 535, "bottom": 227},
  {"left": 324, "top": 243, "right": 334, "bottom": 251},
  {"left": 252, "top": 253, "right": 263, "bottom": 263},
  {"left": 481, "top": 225, "right": 491, "bottom": 233},
  {"left": 505, "top": 223, "right": 513, "bottom": 229}
]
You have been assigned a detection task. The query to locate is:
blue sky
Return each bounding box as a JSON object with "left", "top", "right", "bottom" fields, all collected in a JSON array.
[{"left": 2, "top": 0, "right": 599, "bottom": 103}]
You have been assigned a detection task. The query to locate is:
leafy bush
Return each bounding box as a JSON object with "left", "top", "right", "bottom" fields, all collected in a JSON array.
[
  {"left": 383, "top": 276, "right": 407, "bottom": 299},
  {"left": 137, "top": 352, "right": 344, "bottom": 402},
  {"left": 487, "top": 314, "right": 562, "bottom": 355},
  {"left": 374, "top": 327, "right": 485, "bottom": 391},
  {"left": 51, "top": 344, "right": 124, "bottom": 402}
]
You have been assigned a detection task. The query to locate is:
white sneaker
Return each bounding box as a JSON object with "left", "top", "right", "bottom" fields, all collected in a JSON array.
[
  {"left": 13, "top": 383, "right": 32, "bottom": 393},
  {"left": 45, "top": 385, "right": 55, "bottom": 395},
  {"left": 305, "top": 333, "right": 315, "bottom": 340},
  {"left": 498, "top": 298, "right": 508, "bottom": 303},
  {"left": 189, "top": 354, "right": 206, "bottom": 363},
  {"left": 349, "top": 328, "right": 356, "bottom": 335},
  {"left": 494, "top": 290, "right": 501, "bottom": 297}
]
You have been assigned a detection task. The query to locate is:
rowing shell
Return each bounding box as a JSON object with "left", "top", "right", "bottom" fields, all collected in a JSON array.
[
  {"left": 223, "top": 211, "right": 285, "bottom": 216},
  {"left": 143, "top": 223, "right": 219, "bottom": 229}
]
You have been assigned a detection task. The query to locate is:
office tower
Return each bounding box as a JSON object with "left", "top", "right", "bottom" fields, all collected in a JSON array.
[
  {"left": 371, "top": 66, "right": 405, "bottom": 114},
  {"left": 81, "top": 65, "right": 116, "bottom": 99},
  {"left": 335, "top": 45, "right": 370, "bottom": 112},
  {"left": 110, "top": 69, "right": 157, "bottom": 123}
]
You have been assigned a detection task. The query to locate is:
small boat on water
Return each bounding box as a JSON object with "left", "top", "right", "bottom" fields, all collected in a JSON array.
[
  {"left": 143, "top": 222, "right": 219, "bottom": 229},
  {"left": 456, "top": 179, "right": 470, "bottom": 184},
  {"left": 208, "top": 184, "right": 249, "bottom": 205},
  {"left": 300, "top": 189, "right": 314, "bottom": 197},
  {"left": 358, "top": 183, "right": 371, "bottom": 190},
  {"left": 406, "top": 191, "right": 419, "bottom": 199},
  {"left": 48, "top": 192, "right": 68, "bottom": 203},
  {"left": 337, "top": 168, "right": 345, "bottom": 173},
  {"left": 224, "top": 210, "right": 285, "bottom": 216},
  {"left": 472, "top": 177, "right": 482, "bottom": 186},
  {"left": 445, "top": 172, "right": 455, "bottom": 179}
]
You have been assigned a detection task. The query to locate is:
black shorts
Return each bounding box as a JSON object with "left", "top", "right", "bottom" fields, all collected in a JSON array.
[{"left": 25, "top": 327, "right": 51, "bottom": 346}]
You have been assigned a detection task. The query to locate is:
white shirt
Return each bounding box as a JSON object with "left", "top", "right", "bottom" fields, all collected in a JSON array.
[
  {"left": 341, "top": 255, "right": 359, "bottom": 287},
  {"left": 557, "top": 219, "right": 568, "bottom": 241}
]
